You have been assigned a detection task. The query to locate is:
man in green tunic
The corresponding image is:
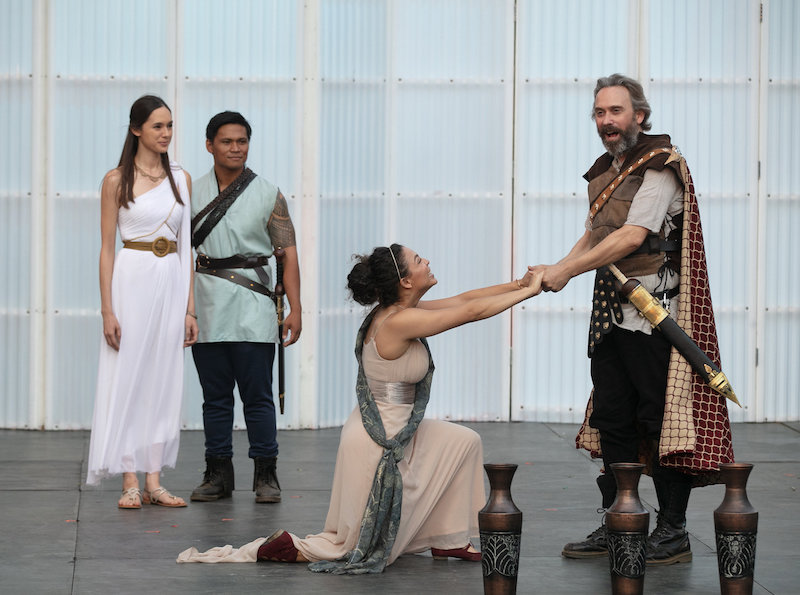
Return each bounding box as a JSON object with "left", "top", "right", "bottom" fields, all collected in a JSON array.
[{"left": 190, "top": 111, "right": 302, "bottom": 503}]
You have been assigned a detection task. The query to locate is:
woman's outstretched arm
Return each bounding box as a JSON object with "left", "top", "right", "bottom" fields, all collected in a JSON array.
[
  {"left": 419, "top": 268, "right": 539, "bottom": 311},
  {"left": 375, "top": 271, "right": 543, "bottom": 359}
]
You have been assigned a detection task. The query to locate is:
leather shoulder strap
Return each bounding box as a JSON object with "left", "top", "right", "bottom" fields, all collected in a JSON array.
[
  {"left": 191, "top": 168, "right": 257, "bottom": 248},
  {"left": 588, "top": 147, "right": 674, "bottom": 222}
]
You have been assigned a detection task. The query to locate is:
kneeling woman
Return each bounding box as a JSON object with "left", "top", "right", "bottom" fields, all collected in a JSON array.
[{"left": 178, "top": 244, "right": 542, "bottom": 573}]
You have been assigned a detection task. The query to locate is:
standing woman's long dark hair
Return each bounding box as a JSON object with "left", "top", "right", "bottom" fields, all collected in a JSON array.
[{"left": 116, "top": 95, "right": 183, "bottom": 208}]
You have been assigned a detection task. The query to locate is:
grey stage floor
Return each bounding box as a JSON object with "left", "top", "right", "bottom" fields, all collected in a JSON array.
[{"left": 2, "top": 421, "right": 798, "bottom": 594}]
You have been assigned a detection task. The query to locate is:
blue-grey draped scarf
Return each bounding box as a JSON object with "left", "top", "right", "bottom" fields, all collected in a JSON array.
[{"left": 308, "top": 308, "right": 434, "bottom": 575}]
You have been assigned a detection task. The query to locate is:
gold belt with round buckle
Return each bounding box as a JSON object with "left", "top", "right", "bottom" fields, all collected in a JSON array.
[
  {"left": 151, "top": 236, "right": 171, "bottom": 257},
  {"left": 122, "top": 237, "right": 177, "bottom": 257}
]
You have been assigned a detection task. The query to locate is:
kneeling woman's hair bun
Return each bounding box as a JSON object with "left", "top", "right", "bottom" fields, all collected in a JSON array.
[{"left": 347, "top": 244, "right": 407, "bottom": 306}]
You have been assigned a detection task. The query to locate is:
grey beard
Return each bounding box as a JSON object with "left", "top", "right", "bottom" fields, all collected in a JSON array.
[{"left": 603, "top": 126, "right": 640, "bottom": 158}]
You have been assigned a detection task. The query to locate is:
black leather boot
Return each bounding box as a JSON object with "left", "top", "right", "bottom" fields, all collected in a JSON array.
[
  {"left": 190, "top": 456, "right": 234, "bottom": 502},
  {"left": 646, "top": 512, "right": 692, "bottom": 565},
  {"left": 562, "top": 472, "right": 616, "bottom": 558},
  {"left": 253, "top": 457, "right": 281, "bottom": 503},
  {"left": 561, "top": 523, "right": 608, "bottom": 558},
  {"left": 647, "top": 458, "right": 692, "bottom": 565}
]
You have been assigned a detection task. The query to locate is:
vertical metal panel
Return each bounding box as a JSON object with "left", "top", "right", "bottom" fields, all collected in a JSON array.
[
  {"left": 177, "top": 82, "right": 298, "bottom": 197},
  {"left": 315, "top": 0, "right": 515, "bottom": 425},
  {"left": 317, "top": 195, "right": 387, "bottom": 424},
  {"left": 46, "top": 0, "right": 171, "bottom": 428},
  {"left": 761, "top": 0, "right": 800, "bottom": 421},
  {"left": 517, "top": 0, "right": 631, "bottom": 80},
  {"left": 46, "top": 79, "right": 170, "bottom": 429},
  {"left": 395, "top": 196, "right": 508, "bottom": 420},
  {"left": 394, "top": 84, "right": 506, "bottom": 194},
  {"left": 0, "top": 0, "right": 33, "bottom": 427},
  {"left": 179, "top": 0, "right": 302, "bottom": 430},
  {"left": 0, "top": 0, "right": 33, "bottom": 73},
  {"left": 390, "top": 0, "right": 514, "bottom": 421},
  {"left": 512, "top": 0, "right": 632, "bottom": 422},
  {"left": 317, "top": 0, "right": 389, "bottom": 425},
  {"left": 180, "top": 0, "right": 298, "bottom": 182},
  {"left": 649, "top": 0, "right": 758, "bottom": 80},
  {"left": 394, "top": 0, "right": 508, "bottom": 79},
  {"left": 320, "top": 0, "right": 386, "bottom": 79},
  {"left": 649, "top": 0, "right": 760, "bottom": 421},
  {"left": 182, "top": 0, "right": 297, "bottom": 79},
  {"left": 51, "top": 0, "right": 167, "bottom": 77},
  {"left": 3, "top": 0, "right": 800, "bottom": 429}
]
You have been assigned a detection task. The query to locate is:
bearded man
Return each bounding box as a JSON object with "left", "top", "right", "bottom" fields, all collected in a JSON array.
[{"left": 533, "top": 73, "right": 733, "bottom": 565}]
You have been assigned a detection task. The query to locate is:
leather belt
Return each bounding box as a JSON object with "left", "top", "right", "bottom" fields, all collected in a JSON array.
[
  {"left": 123, "top": 236, "right": 177, "bottom": 257},
  {"left": 659, "top": 285, "right": 680, "bottom": 300},
  {"left": 195, "top": 253, "right": 275, "bottom": 302},
  {"left": 196, "top": 253, "right": 269, "bottom": 269},
  {"left": 628, "top": 235, "right": 680, "bottom": 256}
]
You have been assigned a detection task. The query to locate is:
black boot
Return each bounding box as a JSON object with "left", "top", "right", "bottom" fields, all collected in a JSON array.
[
  {"left": 562, "top": 472, "right": 616, "bottom": 559},
  {"left": 253, "top": 457, "right": 281, "bottom": 503},
  {"left": 647, "top": 456, "right": 692, "bottom": 565},
  {"left": 646, "top": 512, "right": 692, "bottom": 565},
  {"left": 190, "top": 456, "right": 234, "bottom": 502}
]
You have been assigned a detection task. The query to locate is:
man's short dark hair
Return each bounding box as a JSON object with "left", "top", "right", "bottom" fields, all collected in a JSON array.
[{"left": 206, "top": 111, "right": 252, "bottom": 142}]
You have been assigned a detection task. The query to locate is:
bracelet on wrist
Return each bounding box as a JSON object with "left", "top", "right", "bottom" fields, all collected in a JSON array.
[
  {"left": 516, "top": 278, "right": 522, "bottom": 289},
  {"left": 186, "top": 312, "right": 197, "bottom": 319}
]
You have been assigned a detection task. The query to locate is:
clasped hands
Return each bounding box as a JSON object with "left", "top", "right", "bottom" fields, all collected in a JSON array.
[
  {"left": 516, "top": 268, "right": 544, "bottom": 296},
  {"left": 526, "top": 262, "right": 573, "bottom": 293}
]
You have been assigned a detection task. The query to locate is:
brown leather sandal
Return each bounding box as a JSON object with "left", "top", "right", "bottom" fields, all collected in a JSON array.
[
  {"left": 142, "top": 486, "right": 187, "bottom": 508},
  {"left": 118, "top": 487, "right": 142, "bottom": 510}
]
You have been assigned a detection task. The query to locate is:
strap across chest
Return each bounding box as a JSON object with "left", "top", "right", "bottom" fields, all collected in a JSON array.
[{"left": 588, "top": 147, "right": 674, "bottom": 222}]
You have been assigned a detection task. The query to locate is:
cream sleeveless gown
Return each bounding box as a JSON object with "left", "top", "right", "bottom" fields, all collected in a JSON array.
[
  {"left": 87, "top": 166, "right": 192, "bottom": 485},
  {"left": 177, "top": 333, "right": 485, "bottom": 565}
]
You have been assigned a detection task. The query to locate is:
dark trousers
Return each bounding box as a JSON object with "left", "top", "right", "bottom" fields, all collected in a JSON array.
[
  {"left": 192, "top": 342, "right": 277, "bottom": 459},
  {"left": 589, "top": 326, "right": 671, "bottom": 472}
]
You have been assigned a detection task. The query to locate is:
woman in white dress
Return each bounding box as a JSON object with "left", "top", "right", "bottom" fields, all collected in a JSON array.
[
  {"left": 177, "top": 244, "right": 541, "bottom": 572},
  {"left": 87, "top": 95, "right": 197, "bottom": 508}
]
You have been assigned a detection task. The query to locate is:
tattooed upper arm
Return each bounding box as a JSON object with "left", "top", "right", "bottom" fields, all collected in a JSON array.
[{"left": 267, "top": 190, "right": 297, "bottom": 248}]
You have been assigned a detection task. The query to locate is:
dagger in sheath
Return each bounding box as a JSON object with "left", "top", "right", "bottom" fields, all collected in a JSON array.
[
  {"left": 606, "top": 263, "right": 741, "bottom": 407},
  {"left": 274, "top": 247, "right": 286, "bottom": 414}
]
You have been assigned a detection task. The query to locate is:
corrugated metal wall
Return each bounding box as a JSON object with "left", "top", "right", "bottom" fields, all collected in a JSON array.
[
  {"left": 512, "top": 0, "right": 634, "bottom": 422},
  {"left": 761, "top": 0, "right": 800, "bottom": 421},
  {"left": 1, "top": 0, "right": 797, "bottom": 429},
  {"left": 1, "top": 0, "right": 34, "bottom": 426},
  {"left": 176, "top": 0, "right": 304, "bottom": 431}
]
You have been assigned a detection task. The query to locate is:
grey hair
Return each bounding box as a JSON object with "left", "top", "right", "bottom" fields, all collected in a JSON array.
[{"left": 592, "top": 73, "right": 652, "bottom": 131}]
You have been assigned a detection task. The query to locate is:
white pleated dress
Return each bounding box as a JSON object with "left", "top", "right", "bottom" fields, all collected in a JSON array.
[{"left": 87, "top": 166, "right": 192, "bottom": 485}]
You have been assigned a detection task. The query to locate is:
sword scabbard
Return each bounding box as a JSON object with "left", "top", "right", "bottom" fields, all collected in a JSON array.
[
  {"left": 607, "top": 263, "right": 740, "bottom": 407},
  {"left": 625, "top": 284, "right": 669, "bottom": 327},
  {"left": 274, "top": 248, "right": 286, "bottom": 414}
]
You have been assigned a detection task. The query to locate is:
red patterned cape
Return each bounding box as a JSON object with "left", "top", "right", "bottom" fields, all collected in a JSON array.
[{"left": 575, "top": 148, "right": 734, "bottom": 480}]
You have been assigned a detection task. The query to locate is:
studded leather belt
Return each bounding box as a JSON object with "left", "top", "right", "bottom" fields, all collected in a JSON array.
[{"left": 123, "top": 236, "right": 177, "bottom": 257}]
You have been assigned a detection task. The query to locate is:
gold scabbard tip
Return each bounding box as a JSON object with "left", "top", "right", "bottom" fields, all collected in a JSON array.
[{"left": 708, "top": 370, "right": 742, "bottom": 407}]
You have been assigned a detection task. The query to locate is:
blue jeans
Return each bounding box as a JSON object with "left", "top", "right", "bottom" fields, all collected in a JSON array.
[{"left": 192, "top": 342, "right": 278, "bottom": 459}]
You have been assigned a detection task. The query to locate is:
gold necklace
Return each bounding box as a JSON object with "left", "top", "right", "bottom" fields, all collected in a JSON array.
[{"left": 134, "top": 162, "right": 166, "bottom": 183}]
